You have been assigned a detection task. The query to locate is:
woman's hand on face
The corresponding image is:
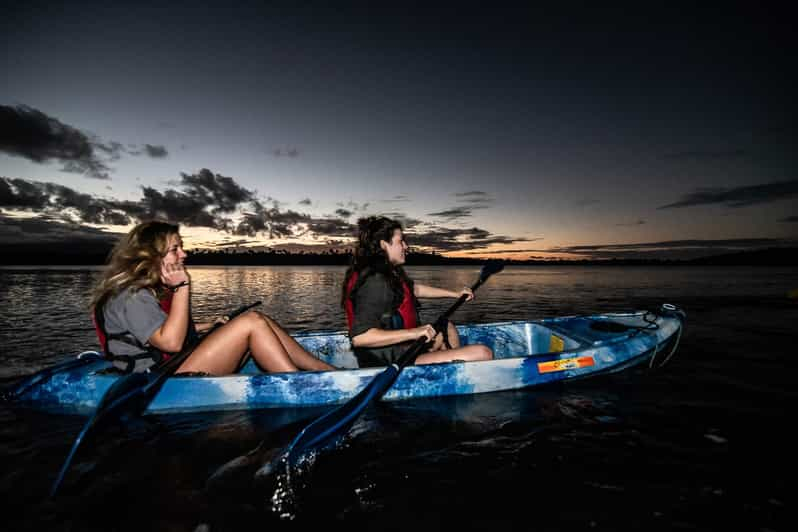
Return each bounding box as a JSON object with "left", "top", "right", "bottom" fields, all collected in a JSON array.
[
  {"left": 414, "top": 324, "right": 437, "bottom": 342},
  {"left": 160, "top": 261, "right": 190, "bottom": 288}
]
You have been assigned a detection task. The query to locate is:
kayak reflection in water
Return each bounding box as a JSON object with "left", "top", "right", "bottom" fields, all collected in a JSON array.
[
  {"left": 342, "top": 216, "right": 493, "bottom": 367},
  {"left": 89, "top": 220, "right": 335, "bottom": 375}
]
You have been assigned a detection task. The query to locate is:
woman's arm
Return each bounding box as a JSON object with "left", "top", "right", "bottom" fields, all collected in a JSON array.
[
  {"left": 414, "top": 283, "right": 473, "bottom": 301},
  {"left": 148, "top": 262, "right": 191, "bottom": 352},
  {"left": 147, "top": 284, "right": 190, "bottom": 352},
  {"left": 352, "top": 324, "right": 436, "bottom": 348}
]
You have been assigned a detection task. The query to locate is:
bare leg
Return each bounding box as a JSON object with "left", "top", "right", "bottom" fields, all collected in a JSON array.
[
  {"left": 261, "top": 315, "right": 335, "bottom": 371},
  {"left": 429, "top": 320, "right": 462, "bottom": 351},
  {"left": 177, "top": 312, "right": 298, "bottom": 375},
  {"left": 415, "top": 344, "right": 492, "bottom": 365}
]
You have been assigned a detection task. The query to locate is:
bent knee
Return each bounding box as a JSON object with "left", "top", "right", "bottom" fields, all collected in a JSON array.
[
  {"left": 473, "top": 344, "right": 493, "bottom": 361},
  {"left": 240, "top": 311, "right": 269, "bottom": 327}
]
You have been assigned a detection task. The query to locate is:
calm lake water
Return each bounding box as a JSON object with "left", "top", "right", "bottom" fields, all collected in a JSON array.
[{"left": 1, "top": 265, "right": 796, "bottom": 531}]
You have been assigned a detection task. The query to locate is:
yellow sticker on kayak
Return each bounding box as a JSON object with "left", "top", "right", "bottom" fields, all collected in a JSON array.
[
  {"left": 538, "top": 356, "right": 595, "bottom": 374},
  {"left": 549, "top": 334, "right": 565, "bottom": 352}
]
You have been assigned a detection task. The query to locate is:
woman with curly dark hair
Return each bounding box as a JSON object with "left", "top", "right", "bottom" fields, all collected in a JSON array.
[{"left": 342, "top": 216, "right": 493, "bottom": 367}]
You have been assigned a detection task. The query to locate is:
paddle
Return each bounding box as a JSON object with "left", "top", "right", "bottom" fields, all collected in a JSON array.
[
  {"left": 50, "top": 300, "right": 262, "bottom": 497},
  {"left": 276, "top": 259, "right": 505, "bottom": 467}
]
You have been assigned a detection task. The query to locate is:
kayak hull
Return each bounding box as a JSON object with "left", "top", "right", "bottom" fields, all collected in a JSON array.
[{"left": 16, "top": 307, "right": 684, "bottom": 415}]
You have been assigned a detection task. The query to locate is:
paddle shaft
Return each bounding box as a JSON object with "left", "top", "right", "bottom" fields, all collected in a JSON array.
[
  {"left": 281, "top": 261, "right": 504, "bottom": 462},
  {"left": 395, "top": 275, "right": 488, "bottom": 369}
]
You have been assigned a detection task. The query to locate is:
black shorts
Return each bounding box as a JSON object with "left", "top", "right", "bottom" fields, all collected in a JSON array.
[{"left": 354, "top": 341, "right": 415, "bottom": 368}]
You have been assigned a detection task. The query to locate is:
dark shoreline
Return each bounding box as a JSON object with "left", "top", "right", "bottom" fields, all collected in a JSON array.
[{"left": 1, "top": 246, "right": 797, "bottom": 267}]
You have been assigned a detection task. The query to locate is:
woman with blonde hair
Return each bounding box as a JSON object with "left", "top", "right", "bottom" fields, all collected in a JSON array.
[{"left": 91, "top": 220, "right": 334, "bottom": 375}]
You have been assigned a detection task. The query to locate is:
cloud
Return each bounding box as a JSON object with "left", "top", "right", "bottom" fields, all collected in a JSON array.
[
  {"left": 0, "top": 212, "right": 121, "bottom": 246},
  {"left": 335, "top": 208, "right": 353, "bottom": 218},
  {"left": 461, "top": 244, "right": 545, "bottom": 255},
  {"left": 659, "top": 179, "right": 798, "bottom": 209},
  {"left": 208, "top": 239, "right": 259, "bottom": 247},
  {"left": 379, "top": 212, "right": 424, "bottom": 229},
  {"left": 0, "top": 104, "right": 113, "bottom": 179},
  {"left": 337, "top": 200, "right": 370, "bottom": 212},
  {"left": 537, "top": 238, "right": 796, "bottom": 260},
  {"left": 2, "top": 169, "right": 259, "bottom": 230},
  {"left": 1, "top": 176, "right": 133, "bottom": 225},
  {"left": 405, "top": 226, "right": 530, "bottom": 252},
  {"left": 454, "top": 190, "right": 494, "bottom": 206},
  {"left": 381, "top": 195, "right": 410, "bottom": 203},
  {"left": 428, "top": 191, "right": 494, "bottom": 221},
  {"left": 663, "top": 149, "right": 746, "bottom": 161},
  {"left": 616, "top": 219, "right": 646, "bottom": 226},
  {"left": 144, "top": 144, "right": 168, "bottom": 158},
  {"left": 427, "top": 207, "right": 479, "bottom": 221},
  {"left": 305, "top": 218, "right": 356, "bottom": 238},
  {"left": 454, "top": 191, "right": 489, "bottom": 200},
  {"left": 298, "top": 198, "right": 312, "bottom": 205},
  {"left": 272, "top": 147, "right": 299, "bottom": 157}
]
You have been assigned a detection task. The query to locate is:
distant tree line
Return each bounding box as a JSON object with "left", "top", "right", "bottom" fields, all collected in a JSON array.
[{"left": 1, "top": 243, "right": 796, "bottom": 267}]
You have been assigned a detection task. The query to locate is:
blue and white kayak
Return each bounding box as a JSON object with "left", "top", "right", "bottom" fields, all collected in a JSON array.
[{"left": 12, "top": 305, "right": 684, "bottom": 415}]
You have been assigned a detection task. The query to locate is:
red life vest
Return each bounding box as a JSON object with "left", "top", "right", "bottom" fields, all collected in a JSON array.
[
  {"left": 344, "top": 270, "right": 417, "bottom": 332},
  {"left": 92, "top": 291, "right": 174, "bottom": 359}
]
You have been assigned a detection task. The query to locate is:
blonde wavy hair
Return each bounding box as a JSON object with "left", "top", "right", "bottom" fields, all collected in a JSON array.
[{"left": 90, "top": 220, "right": 180, "bottom": 308}]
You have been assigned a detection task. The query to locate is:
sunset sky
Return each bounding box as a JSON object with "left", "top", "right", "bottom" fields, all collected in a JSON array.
[{"left": 2, "top": 2, "right": 795, "bottom": 260}]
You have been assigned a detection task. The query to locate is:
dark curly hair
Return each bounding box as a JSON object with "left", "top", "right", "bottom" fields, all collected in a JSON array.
[{"left": 341, "top": 216, "right": 416, "bottom": 310}]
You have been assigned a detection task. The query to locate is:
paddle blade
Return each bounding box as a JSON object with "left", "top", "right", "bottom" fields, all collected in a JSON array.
[
  {"left": 480, "top": 259, "right": 505, "bottom": 281},
  {"left": 285, "top": 365, "right": 399, "bottom": 464},
  {"left": 4, "top": 353, "right": 102, "bottom": 402}
]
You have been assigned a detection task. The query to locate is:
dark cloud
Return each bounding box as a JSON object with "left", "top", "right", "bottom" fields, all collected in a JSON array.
[
  {"left": 427, "top": 206, "right": 487, "bottom": 221},
  {"left": 616, "top": 220, "right": 646, "bottom": 226},
  {"left": 298, "top": 198, "right": 312, "bottom": 205},
  {"left": 461, "top": 244, "right": 545, "bottom": 255},
  {"left": 0, "top": 212, "right": 121, "bottom": 245},
  {"left": 2, "top": 169, "right": 258, "bottom": 230},
  {"left": 429, "top": 192, "right": 493, "bottom": 221},
  {"left": 144, "top": 144, "right": 168, "bottom": 158},
  {"left": 235, "top": 202, "right": 312, "bottom": 239},
  {"left": 663, "top": 149, "right": 746, "bottom": 161},
  {"left": 378, "top": 212, "right": 424, "bottom": 229},
  {"left": 335, "top": 208, "right": 353, "bottom": 218},
  {"left": 179, "top": 168, "right": 254, "bottom": 214},
  {"left": 537, "top": 238, "right": 796, "bottom": 260},
  {"left": 272, "top": 147, "right": 299, "bottom": 158},
  {"left": 0, "top": 104, "right": 113, "bottom": 179},
  {"left": 659, "top": 179, "right": 798, "bottom": 209},
  {"left": 780, "top": 216, "right": 798, "bottom": 222},
  {"left": 1, "top": 176, "right": 134, "bottom": 225},
  {"left": 454, "top": 191, "right": 494, "bottom": 206},
  {"left": 93, "top": 141, "right": 125, "bottom": 162},
  {"left": 337, "top": 200, "right": 370, "bottom": 212},
  {"left": 382, "top": 195, "right": 410, "bottom": 203},
  {"left": 305, "top": 218, "right": 357, "bottom": 238},
  {"left": 405, "top": 226, "right": 529, "bottom": 252},
  {"left": 208, "top": 239, "right": 259, "bottom": 247}
]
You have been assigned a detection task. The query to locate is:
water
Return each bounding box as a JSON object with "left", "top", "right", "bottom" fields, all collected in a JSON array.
[{"left": 1, "top": 265, "right": 796, "bottom": 531}]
